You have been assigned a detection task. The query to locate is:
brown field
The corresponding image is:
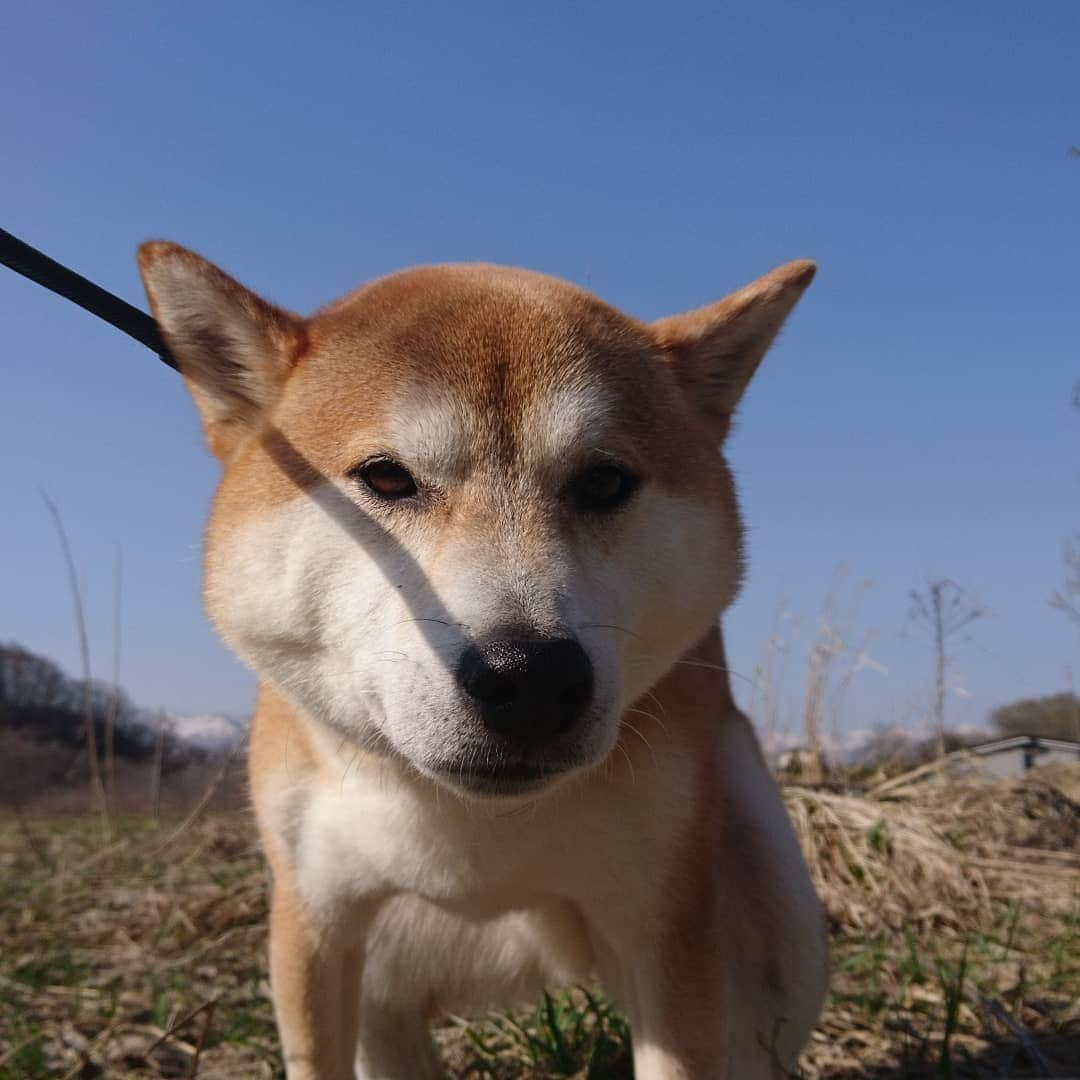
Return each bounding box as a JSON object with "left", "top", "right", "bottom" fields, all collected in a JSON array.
[{"left": 1, "top": 766, "right": 1078, "bottom": 1080}]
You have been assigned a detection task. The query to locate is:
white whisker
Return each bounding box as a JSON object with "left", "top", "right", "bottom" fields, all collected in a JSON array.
[
  {"left": 624, "top": 705, "right": 669, "bottom": 740},
  {"left": 614, "top": 741, "right": 636, "bottom": 786},
  {"left": 619, "top": 718, "right": 657, "bottom": 765}
]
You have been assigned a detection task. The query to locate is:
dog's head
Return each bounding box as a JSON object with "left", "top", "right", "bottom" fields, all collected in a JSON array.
[{"left": 139, "top": 247, "right": 813, "bottom": 797}]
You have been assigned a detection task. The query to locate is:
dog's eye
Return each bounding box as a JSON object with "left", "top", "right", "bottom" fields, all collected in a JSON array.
[
  {"left": 352, "top": 457, "right": 419, "bottom": 501},
  {"left": 571, "top": 463, "right": 640, "bottom": 513}
]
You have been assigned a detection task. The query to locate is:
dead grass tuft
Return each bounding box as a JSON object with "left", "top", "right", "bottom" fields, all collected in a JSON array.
[{"left": 785, "top": 776, "right": 1079, "bottom": 934}]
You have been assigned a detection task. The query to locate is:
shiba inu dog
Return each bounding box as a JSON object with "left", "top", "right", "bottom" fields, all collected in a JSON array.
[{"left": 138, "top": 243, "right": 827, "bottom": 1079}]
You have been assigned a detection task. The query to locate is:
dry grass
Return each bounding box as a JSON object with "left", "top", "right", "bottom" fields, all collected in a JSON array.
[
  {"left": 788, "top": 769, "right": 1080, "bottom": 1078},
  {"left": 1, "top": 768, "right": 1078, "bottom": 1079}
]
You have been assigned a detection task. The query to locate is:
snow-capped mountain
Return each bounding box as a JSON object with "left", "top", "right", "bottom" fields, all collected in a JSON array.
[
  {"left": 758, "top": 722, "right": 989, "bottom": 766},
  {"left": 163, "top": 711, "right": 249, "bottom": 752}
]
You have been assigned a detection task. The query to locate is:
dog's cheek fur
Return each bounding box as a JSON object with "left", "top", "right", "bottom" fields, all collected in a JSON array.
[
  {"left": 604, "top": 485, "right": 741, "bottom": 705},
  {"left": 202, "top": 483, "right": 465, "bottom": 758}
]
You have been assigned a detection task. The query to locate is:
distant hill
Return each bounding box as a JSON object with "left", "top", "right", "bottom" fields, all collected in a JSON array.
[
  {"left": 0, "top": 639, "right": 247, "bottom": 753},
  {"left": 0, "top": 641, "right": 249, "bottom": 806}
]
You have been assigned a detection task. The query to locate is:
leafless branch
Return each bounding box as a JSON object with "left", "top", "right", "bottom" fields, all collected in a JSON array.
[{"left": 907, "top": 578, "right": 984, "bottom": 759}]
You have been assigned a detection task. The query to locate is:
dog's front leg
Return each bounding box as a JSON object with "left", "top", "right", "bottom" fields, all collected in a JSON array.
[
  {"left": 597, "top": 905, "right": 819, "bottom": 1079},
  {"left": 621, "top": 986, "right": 785, "bottom": 1080},
  {"left": 600, "top": 958, "right": 738, "bottom": 1080},
  {"left": 597, "top": 898, "right": 824, "bottom": 1077},
  {"left": 269, "top": 875, "right": 365, "bottom": 1080},
  {"left": 353, "top": 1001, "right": 443, "bottom": 1080},
  {"left": 604, "top": 964, "right": 789, "bottom": 1080},
  {"left": 598, "top": 891, "right": 824, "bottom": 1076}
]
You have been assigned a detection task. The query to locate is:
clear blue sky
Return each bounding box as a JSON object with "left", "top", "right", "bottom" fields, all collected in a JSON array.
[{"left": 3, "top": 1, "right": 1078, "bottom": 741}]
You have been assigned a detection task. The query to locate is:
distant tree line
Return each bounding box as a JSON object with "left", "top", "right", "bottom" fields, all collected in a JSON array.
[{"left": 990, "top": 692, "right": 1080, "bottom": 743}]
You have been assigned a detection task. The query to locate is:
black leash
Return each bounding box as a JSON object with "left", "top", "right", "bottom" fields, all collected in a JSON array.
[{"left": 0, "top": 227, "right": 177, "bottom": 371}]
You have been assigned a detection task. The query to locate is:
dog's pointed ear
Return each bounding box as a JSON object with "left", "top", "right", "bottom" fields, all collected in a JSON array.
[
  {"left": 137, "top": 242, "right": 305, "bottom": 458},
  {"left": 652, "top": 260, "right": 816, "bottom": 434}
]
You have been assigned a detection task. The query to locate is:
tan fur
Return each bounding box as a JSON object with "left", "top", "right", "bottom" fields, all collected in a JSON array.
[{"left": 139, "top": 244, "right": 827, "bottom": 1079}]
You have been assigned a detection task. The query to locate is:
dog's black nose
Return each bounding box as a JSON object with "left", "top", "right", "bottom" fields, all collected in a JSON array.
[{"left": 456, "top": 635, "right": 594, "bottom": 741}]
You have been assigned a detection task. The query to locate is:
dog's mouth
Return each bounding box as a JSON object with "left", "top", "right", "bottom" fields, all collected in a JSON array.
[
  {"left": 400, "top": 691, "right": 620, "bottom": 800},
  {"left": 428, "top": 758, "right": 575, "bottom": 798}
]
